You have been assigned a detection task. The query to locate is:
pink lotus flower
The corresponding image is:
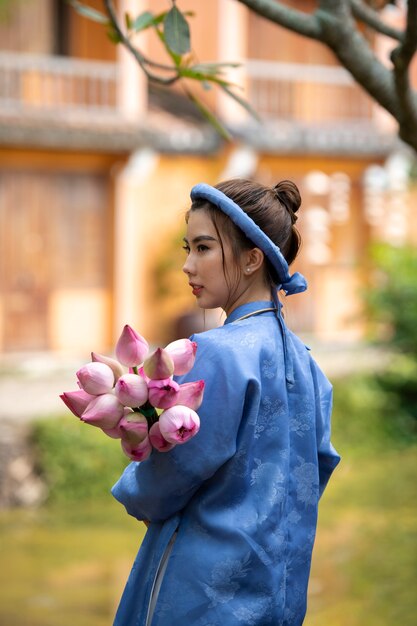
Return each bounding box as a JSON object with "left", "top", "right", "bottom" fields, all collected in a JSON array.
[
  {"left": 119, "top": 411, "right": 149, "bottom": 445},
  {"left": 76, "top": 362, "right": 114, "bottom": 395},
  {"left": 81, "top": 393, "right": 125, "bottom": 429},
  {"left": 159, "top": 405, "right": 200, "bottom": 444},
  {"left": 148, "top": 378, "right": 180, "bottom": 409},
  {"left": 121, "top": 435, "right": 152, "bottom": 462},
  {"left": 102, "top": 407, "right": 133, "bottom": 439},
  {"left": 91, "top": 352, "right": 124, "bottom": 383},
  {"left": 149, "top": 421, "right": 175, "bottom": 452},
  {"left": 115, "top": 324, "right": 149, "bottom": 367},
  {"left": 101, "top": 425, "right": 122, "bottom": 439},
  {"left": 115, "top": 373, "right": 148, "bottom": 407},
  {"left": 143, "top": 348, "right": 175, "bottom": 380},
  {"left": 137, "top": 366, "right": 150, "bottom": 382},
  {"left": 176, "top": 380, "right": 205, "bottom": 410},
  {"left": 165, "top": 339, "right": 197, "bottom": 375},
  {"left": 60, "top": 389, "right": 95, "bottom": 417}
]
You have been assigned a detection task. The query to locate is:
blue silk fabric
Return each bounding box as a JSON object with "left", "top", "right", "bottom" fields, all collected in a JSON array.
[{"left": 112, "top": 301, "right": 340, "bottom": 626}]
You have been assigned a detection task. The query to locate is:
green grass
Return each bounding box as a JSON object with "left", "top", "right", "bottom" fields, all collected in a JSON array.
[
  {"left": 0, "top": 499, "right": 146, "bottom": 626},
  {"left": 306, "top": 446, "right": 417, "bottom": 626}
]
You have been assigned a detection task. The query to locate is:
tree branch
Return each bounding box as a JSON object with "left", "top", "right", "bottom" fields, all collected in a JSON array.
[
  {"left": 350, "top": 0, "right": 404, "bottom": 41},
  {"left": 103, "top": 0, "right": 180, "bottom": 85},
  {"left": 390, "top": 0, "right": 417, "bottom": 145},
  {"left": 238, "top": 1, "right": 399, "bottom": 117},
  {"left": 235, "top": 0, "right": 417, "bottom": 151},
  {"left": 391, "top": 0, "right": 417, "bottom": 69},
  {"left": 236, "top": 0, "right": 323, "bottom": 39}
]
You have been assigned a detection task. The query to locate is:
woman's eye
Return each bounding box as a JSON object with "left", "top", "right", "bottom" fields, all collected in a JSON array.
[
  {"left": 197, "top": 245, "right": 208, "bottom": 253},
  {"left": 182, "top": 245, "right": 190, "bottom": 254}
]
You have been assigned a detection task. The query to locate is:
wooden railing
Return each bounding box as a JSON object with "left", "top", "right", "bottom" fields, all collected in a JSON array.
[
  {"left": 0, "top": 52, "right": 118, "bottom": 120},
  {"left": 0, "top": 53, "right": 378, "bottom": 127},
  {"left": 245, "top": 60, "right": 374, "bottom": 123}
]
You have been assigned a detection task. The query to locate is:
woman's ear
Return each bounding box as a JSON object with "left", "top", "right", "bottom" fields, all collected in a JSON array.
[{"left": 243, "top": 247, "right": 265, "bottom": 275}]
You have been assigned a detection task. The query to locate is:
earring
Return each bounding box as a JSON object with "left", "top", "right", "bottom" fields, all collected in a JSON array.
[{"left": 246, "top": 268, "right": 251, "bottom": 273}]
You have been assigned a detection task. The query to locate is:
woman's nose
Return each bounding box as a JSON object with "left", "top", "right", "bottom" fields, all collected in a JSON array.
[{"left": 182, "top": 255, "right": 194, "bottom": 275}]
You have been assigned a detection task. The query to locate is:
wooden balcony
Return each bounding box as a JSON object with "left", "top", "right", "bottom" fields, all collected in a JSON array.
[
  {"left": 0, "top": 51, "right": 119, "bottom": 124},
  {"left": 0, "top": 53, "right": 379, "bottom": 124},
  {"left": 0, "top": 52, "right": 393, "bottom": 155},
  {"left": 245, "top": 59, "right": 375, "bottom": 124}
]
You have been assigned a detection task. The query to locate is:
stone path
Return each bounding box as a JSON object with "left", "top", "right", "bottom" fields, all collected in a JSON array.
[{"left": 0, "top": 353, "right": 83, "bottom": 422}]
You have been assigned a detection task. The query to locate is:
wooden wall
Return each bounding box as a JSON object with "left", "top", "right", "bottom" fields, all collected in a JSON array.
[{"left": 0, "top": 149, "right": 120, "bottom": 353}]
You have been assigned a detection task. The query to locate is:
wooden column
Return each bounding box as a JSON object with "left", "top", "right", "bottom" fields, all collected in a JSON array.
[
  {"left": 216, "top": 0, "right": 249, "bottom": 125},
  {"left": 117, "top": 0, "right": 148, "bottom": 121}
]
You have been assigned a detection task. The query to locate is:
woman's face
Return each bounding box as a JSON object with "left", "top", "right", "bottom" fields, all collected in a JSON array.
[{"left": 182, "top": 209, "right": 242, "bottom": 313}]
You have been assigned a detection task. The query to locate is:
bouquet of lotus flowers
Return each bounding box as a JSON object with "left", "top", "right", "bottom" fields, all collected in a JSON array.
[{"left": 60, "top": 325, "right": 204, "bottom": 462}]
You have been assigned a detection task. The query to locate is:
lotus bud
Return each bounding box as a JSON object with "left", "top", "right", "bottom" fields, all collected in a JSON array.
[
  {"left": 119, "top": 411, "right": 149, "bottom": 446},
  {"left": 91, "top": 352, "right": 124, "bottom": 383},
  {"left": 76, "top": 362, "right": 114, "bottom": 395},
  {"left": 137, "top": 366, "right": 150, "bottom": 382},
  {"left": 143, "top": 348, "right": 174, "bottom": 380},
  {"left": 165, "top": 339, "right": 197, "bottom": 375},
  {"left": 115, "top": 324, "right": 149, "bottom": 367},
  {"left": 115, "top": 373, "right": 148, "bottom": 408},
  {"left": 159, "top": 405, "right": 200, "bottom": 444},
  {"left": 60, "top": 389, "right": 95, "bottom": 417},
  {"left": 81, "top": 393, "right": 124, "bottom": 429},
  {"left": 148, "top": 378, "right": 179, "bottom": 409},
  {"left": 149, "top": 422, "right": 176, "bottom": 452},
  {"left": 102, "top": 407, "right": 132, "bottom": 439},
  {"left": 176, "top": 380, "right": 205, "bottom": 410},
  {"left": 101, "top": 424, "right": 122, "bottom": 439},
  {"left": 121, "top": 435, "right": 152, "bottom": 462}
]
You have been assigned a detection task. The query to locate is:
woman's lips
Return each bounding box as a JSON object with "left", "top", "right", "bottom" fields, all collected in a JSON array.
[{"left": 190, "top": 284, "right": 203, "bottom": 296}]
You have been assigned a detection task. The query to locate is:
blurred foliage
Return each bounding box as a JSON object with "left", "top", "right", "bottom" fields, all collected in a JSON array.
[
  {"left": 358, "top": 242, "right": 417, "bottom": 439},
  {"left": 153, "top": 227, "right": 186, "bottom": 300},
  {"left": 31, "top": 417, "right": 129, "bottom": 503},
  {"left": 0, "top": 0, "right": 14, "bottom": 21},
  {"left": 331, "top": 366, "right": 417, "bottom": 457},
  {"left": 364, "top": 243, "right": 417, "bottom": 354}
]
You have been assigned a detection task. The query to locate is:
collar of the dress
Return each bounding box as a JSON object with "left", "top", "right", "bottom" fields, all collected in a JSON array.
[{"left": 224, "top": 300, "right": 277, "bottom": 325}]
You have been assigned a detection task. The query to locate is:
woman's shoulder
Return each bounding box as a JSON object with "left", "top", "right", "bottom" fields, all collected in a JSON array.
[{"left": 191, "top": 317, "right": 275, "bottom": 360}]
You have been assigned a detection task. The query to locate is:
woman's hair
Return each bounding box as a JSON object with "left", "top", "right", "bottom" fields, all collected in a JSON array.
[{"left": 187, "top": 178, "right": 302, "bottom": 290}]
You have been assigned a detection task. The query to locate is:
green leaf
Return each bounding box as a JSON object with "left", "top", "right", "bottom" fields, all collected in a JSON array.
[
  {"left": 220, "top": 84, "right": 262, "bottom": 122},
  {"left": 164, "top": 5, "right": 190, "bottom": 55},
  {"left": 155, "top": 28, "right": 182, "bottom": 68},
  {"left": 151, "top": 11, "right": 168, "bottom": 27},
  {"left": 131, "top": 11, "right": 157, "bottom": 32},
  {"left": 68, "top": 0, "right": 109, "bottom": 25},
  {"left": 179, "top": 67, "right": 231, "bottom": 87},
  {"left": 106, "top": 27, "right": 123, "bottom": 44},
  {"left": 192, "top": 62, "right": 241, "bottom": 76},
  {"left": 125, "top": 12, "right": 132, "bottom": 30},
  {"left": 183, "top": 86, "right": 231, "bottom": 141}
]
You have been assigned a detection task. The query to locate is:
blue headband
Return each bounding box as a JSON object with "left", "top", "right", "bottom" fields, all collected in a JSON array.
[{"left": 190, "top": 183, "right": 307, "bottom": 296}]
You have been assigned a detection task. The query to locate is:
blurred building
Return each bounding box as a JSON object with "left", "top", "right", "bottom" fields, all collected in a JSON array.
[{"left": 0, "top": 0, "right": 415, "bottom": 355}]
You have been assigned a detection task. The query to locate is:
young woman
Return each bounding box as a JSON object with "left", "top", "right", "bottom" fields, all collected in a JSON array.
[{"left": 112, "top": 178, "right": 340, "bottom": 626}]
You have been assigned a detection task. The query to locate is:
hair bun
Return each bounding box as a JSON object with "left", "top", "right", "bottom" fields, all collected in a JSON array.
[{"left": 273, "top": 180, "right": 301, "bottom": 222}]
